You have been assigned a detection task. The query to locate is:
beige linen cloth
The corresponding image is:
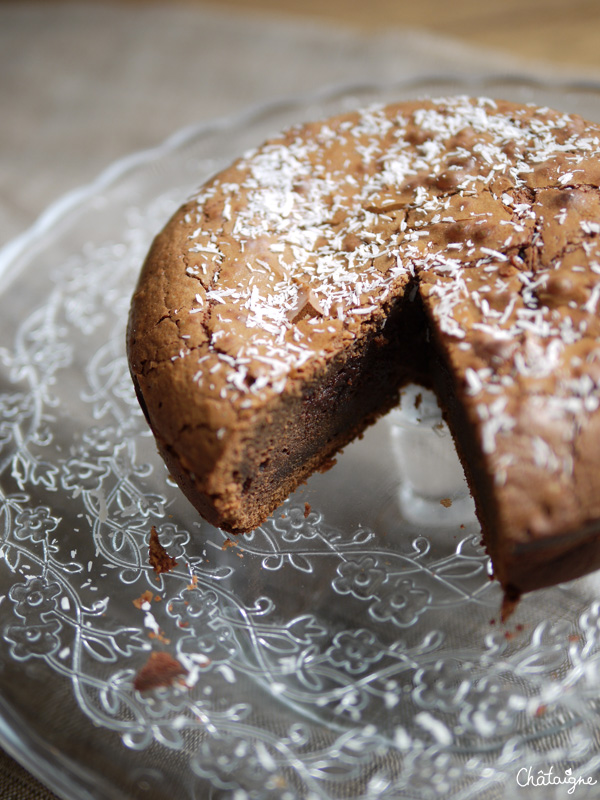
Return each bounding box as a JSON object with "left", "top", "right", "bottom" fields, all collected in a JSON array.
[{"left": 0, "top": 3, "right": 595, "bottom": 799}]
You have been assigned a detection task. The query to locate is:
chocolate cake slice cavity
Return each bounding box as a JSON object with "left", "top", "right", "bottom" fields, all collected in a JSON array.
[{"left": 128, "top": 96, "right": 600, "bottom": 599}]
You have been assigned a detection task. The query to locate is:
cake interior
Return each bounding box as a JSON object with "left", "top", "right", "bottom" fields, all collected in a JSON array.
[
  {"left": 207, "top": 281, "right": 502, "bottom": 549},
  {"left": 206, "top": 283, "right": 434, "bottom": 532}
]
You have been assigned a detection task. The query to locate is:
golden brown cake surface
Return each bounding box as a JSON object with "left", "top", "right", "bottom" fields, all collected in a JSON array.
[{"left": 128, "top": 96, "right": 600, "bottom": 596}]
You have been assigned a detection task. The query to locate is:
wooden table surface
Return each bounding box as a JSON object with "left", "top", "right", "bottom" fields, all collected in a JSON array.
[{"left": 134, "top": 0, "right": 600, "bottom": 72}]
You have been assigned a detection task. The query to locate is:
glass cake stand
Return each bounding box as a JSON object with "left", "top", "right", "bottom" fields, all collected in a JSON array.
[{"left": 3, "top": 75, "right": 600, "bottom": 800}]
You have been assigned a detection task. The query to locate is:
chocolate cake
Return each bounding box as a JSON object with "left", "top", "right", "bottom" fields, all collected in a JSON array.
[{"left": 128, "top": 96, "right": 600, "bottom": 599}]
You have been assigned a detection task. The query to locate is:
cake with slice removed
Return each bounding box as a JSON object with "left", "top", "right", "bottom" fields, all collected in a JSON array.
[{"left": 127, "top": 95, "right": 600, "bottom": 600}]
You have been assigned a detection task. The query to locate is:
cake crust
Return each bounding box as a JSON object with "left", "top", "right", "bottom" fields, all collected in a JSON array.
[{"left": 128, "top": 96, "right": 600, "bottom": 596}]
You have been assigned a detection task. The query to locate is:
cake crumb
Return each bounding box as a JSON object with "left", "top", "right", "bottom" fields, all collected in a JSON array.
[
  {"left": 148, "top": 631, "right": 170, "bottom": 645},
  {"left": 440, "top": 498, "right": 452, "bottom": 508},
  {"left": 222, "top": 538, "right": 237, "bottom": 550},
  {"left": 149, "top": 526, "right": 178, "bottom": 575},
  {"left": 133, "top": 651, "right": 187, "bottom": 692},
  {"left": 133, "top": 590, "right": 154, "bottom": 609},
  {"left": 501, "top": 591, "right": 520, "bottom": 622},
  {"left": 304, "top": 502, "right": 311, "bottom": 518},
  {"left": 317, "top": 457, "right": 337, "bottom": 473}
]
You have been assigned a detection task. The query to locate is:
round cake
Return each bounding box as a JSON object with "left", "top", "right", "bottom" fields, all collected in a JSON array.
[{"left": 127, "top": 95, "right": 600, "bottom": 599}]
